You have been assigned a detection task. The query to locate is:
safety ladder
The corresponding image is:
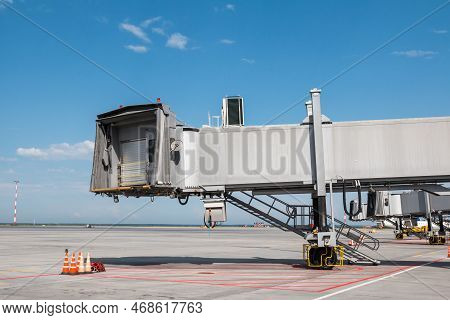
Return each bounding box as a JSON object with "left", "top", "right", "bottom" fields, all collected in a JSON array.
[{"left": 225, "top": 192, "right": 380, "bottom": 265}]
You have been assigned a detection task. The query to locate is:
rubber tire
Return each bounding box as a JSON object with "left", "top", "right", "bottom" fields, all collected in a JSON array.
[{"left": 308, "top": 247, "right": 320, "bottom": 266}]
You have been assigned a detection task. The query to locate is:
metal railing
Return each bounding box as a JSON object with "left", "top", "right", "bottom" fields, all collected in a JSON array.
[
  {"left": 329, "top": 215, "right": 380, "bottom": 251},
  {"left": 226, "top": 192, "right": 381, "bottom": 265}
]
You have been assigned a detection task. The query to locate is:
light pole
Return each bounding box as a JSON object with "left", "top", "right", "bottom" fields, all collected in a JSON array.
[{"left": 13, "top": 180, "right": 19, "bottom": 225}]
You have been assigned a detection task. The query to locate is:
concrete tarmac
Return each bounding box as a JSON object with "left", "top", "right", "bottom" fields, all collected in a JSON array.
[{"left": 0, "top": 226, "right": 448, "bottom": 300}]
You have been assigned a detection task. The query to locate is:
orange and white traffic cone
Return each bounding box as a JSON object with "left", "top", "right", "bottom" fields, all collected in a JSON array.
[
  {"left": 69, "top": 252, "right": 78, "bottom": 275},
  {"left": 78, "top": 252, "right": 85, "bottom": 273},
  {"left": 447, "top": 246, "right": 450, "bottom": 258},
  {"left": 61, "top": 249, "right": 70, "bottom": 274},
  {"left": 348, "top": 240, "right": 354, "bottom": 246},
  {"left": 85, "top": 252, "right": 92, "bottom": 273}
]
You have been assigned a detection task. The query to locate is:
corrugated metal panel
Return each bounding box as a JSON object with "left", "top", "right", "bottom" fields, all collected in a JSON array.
[
  {"left": 90, "top": 124, "right": 109, "bottom": 190},
  {"left": 330, "top": 117, "right": 450, "bottom": 181},
  {"left": 401, "top": 191, "right": 427, "bottom": 215},
  {"left": 193, "top": 117, "right": 450, "bottom": 190},
  {"left": 430, "top": 194, "right": 450, "bottom": 211},
  {"left": 120, "top": 139, "right": 147, "bottom": 186}
]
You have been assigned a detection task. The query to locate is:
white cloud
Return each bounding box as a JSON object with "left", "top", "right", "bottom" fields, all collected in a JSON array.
[
  {"left": 392, "top": 50, "right": 437, "bottom": 58},
  {"left": 141, "top": 16, "right": 162, "bottom": 28},
  {"left": 119, "top": 23, "right": 150, "bottom": 43},
  {"left": 152, "top": 27, "right": 166, "bottom": 36},
  {"left": 17, "top": 140, "right": 94, "bottom": 160},
  {"left": 0, "top": 0, "right": 13, "bottom": 9},
  {"left": 225, "top": 4, "right": 235, "bottom": 11},
  {"left": 433, "top": 29, "right": 448, "bottom": 34},
  {"left": 125, "top": 44, "right": 148, "bottom": 53},
  {"left": 241, "top": 58, "right": 255, "bottom": 64},
  {"left": 0, "top": 156, "right": 17, "bottom": 162},
  {"left": 166, "top": 33, "right": 188, "bottom": 50},
  {"left": 17, "top": 147, "right": 47, "bottom": 158},
  {"left": 220, "top": 39, "right": 235, "bottom": 45}
]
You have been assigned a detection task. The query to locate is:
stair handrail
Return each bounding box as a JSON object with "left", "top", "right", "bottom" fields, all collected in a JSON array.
[
  {"left": 226, "top": 192, "right": 307, "bottom": 237},
  {"left": 328, "top": 215, "right": 380, "bottom": 251}
]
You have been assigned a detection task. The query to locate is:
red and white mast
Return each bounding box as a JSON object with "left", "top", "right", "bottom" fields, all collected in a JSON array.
[{"left": 13, "top": 180, "right": 19, "bottom": 225}]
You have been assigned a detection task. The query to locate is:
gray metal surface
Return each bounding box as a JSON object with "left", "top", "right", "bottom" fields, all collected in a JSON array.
[
  {"left": 193, "top": 116, "right": 450, "bottom": 191},
  {"left": 91, "top": 99, "right": 450, "bottom": 196},
  {"left": 330, "top": 117, "right": 450, "bottom": 182},
  {"left": 430, "top": 194, "right": 450, "bottom": 212},
  {"left": 401, "top": 191, "right": 450, "bottom": 215},
  {"left": 310, "top": 90, "right": 326, "bottom": 197},
  {"left": 401, "top": 191, "right": 428, "bottom": 215},
  {"left": 90, "top": 104, "right": 179, "bottom": 193}
]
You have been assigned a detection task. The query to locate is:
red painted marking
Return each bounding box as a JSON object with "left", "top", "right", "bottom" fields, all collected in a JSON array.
[
  {"left": 0, "top": 273, "right": 57, "bottom": 281},
  {"left": 93, "top": 264, "right": 407, "bottom": 294},
  {"left": 83, "top": 264, "right": 408, "bottom": 294},
  {"left": 317, "top": 257, "right": 446, "bottom": 293},
  {"left": 316, "top": 266, "right": 411, "bottom": 292},
  {"left": 86, "top": 273, "right": 321, "bottom": 293},
  {"left": 93, "top": 262, "right": 431, "bottom": 294},
  {"left": 0, "top": 258, "right": 431, "bottom": 295}
]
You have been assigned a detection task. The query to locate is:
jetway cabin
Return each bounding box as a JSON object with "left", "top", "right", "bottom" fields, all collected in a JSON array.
[{"left": 90, "top": 103, "right": 185, "bottom": 196}]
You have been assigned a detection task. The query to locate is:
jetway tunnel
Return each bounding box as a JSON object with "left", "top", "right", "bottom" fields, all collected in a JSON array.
[{"left": 91, "top": 104, "right": 450, "bottom": 198}]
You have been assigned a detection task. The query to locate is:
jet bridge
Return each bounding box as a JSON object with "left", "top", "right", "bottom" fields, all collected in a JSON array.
[
  {"left": 90, "top": 89, "right": 450, "bottom": 267},
  {"left": 350, "top": 189, "right": 450, "bottom": 243}
]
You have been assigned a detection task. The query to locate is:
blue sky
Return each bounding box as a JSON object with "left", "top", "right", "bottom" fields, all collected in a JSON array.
[{"left": 0, "top": 0, "right": 449, "bottom": 224}]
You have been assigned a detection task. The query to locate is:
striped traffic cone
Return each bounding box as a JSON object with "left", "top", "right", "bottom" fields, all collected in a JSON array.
[
  {"left": 78, "top": 252, "right": 85, "bottom": 273},
  {"left": 69, "top": 252, "right": 78, "bottom": 275},
  {"left": 61, "top": 249, "right": 70, "bottom": 274},
  {"left": 447, "top": 246, "right": 450, "bottom": 258},
  {"left": 85, "top": 252, "right": 92, "bottom": 273}
]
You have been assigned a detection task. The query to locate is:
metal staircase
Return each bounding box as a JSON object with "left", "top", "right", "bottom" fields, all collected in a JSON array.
[
  {"left": 225, "top": 192, "right": 380, "bottom": 265},
  {"left": 225, "top": 192, "right": 311, "bottom": 237},
  {"left": 329, "top": 215, "right": 380, "bottom": 265}
]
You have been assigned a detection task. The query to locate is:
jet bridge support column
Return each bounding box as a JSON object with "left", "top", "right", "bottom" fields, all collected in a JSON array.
[
  {"left": 425, "top": 193, "right": 433, "bottom": 233},
  {"left": 438, "top": 215, "right": 446, "bottom": 236},
  {"left": 304, "top": 89, "right": 338, "bottom": 269},
  {"left": 310, "top": 89, "right": 328, "bottom": 232}
]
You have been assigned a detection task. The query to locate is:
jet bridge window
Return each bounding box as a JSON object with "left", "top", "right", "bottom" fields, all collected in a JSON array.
[
  {"left": 228, "top": 99, "right": 241, "bottom": 125},
  {"left": 222, "top": 96, "right": 244, "bottom": 127}
]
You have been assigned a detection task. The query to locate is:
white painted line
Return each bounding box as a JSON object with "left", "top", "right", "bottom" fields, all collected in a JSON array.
[{"left": 315, "top": 258, "right": 444, "bottom": 300}]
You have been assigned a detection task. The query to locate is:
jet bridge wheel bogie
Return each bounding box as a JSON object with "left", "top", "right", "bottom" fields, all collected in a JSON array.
[
  {"left": 307, "top": 246, "right": 337, "bottom": 270},
  {"left": 428, "top": 236, "right": 446, "bottom": 245}
]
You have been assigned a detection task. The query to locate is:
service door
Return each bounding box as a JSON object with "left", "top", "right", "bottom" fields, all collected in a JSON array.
[{"left": 119, "top": 139, "right": 148, "bottom": 186}]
